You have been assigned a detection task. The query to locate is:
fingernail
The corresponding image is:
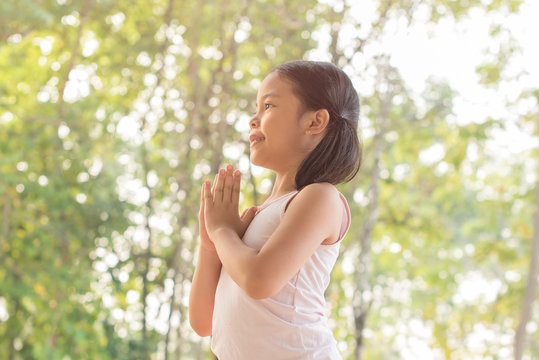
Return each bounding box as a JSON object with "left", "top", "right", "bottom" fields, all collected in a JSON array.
[
  {"left": 219, "top": 169, "right": 225, "bottom": 175},
  {"left": 227, "top": 164, "right": 233, "bottom": 171}
]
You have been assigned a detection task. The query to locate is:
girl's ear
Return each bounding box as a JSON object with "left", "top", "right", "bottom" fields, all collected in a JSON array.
[{"left": 306, "top": 109, "right": 330, "bottom": 135}]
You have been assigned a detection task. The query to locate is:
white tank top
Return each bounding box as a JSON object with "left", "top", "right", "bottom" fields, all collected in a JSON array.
[{"left": 211, "top": 189, "right": 351, "bottom": 359}]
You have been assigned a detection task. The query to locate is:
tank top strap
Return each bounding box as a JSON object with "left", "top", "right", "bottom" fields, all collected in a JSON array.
[
  {"left": 282, "top": 189, "right": 351, "bottom": 244},
  {"left": 337, "top": 192, "right": 351, "bottom": 242}
]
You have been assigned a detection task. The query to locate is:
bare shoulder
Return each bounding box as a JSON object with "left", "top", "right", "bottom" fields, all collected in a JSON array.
[
  {"left": 293, "top": 182, "right": 341, "bottom": 205},
  {"left": 284, "top": 182, "right": 342, "bottom": 230}
]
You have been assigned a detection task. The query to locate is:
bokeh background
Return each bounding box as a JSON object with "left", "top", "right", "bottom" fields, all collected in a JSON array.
[{"left": 1, "top": 0, "right": 538, "bottom": 359}]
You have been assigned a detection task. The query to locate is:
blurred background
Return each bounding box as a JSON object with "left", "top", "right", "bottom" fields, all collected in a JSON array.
[{"left": 0, "top": 0, "right": 538, "bottom": 359}]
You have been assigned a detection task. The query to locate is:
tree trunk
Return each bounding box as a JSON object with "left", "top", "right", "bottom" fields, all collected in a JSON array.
[
  {"left": 1, "top": 187, "right": 10, "bottom": 261},
  {"left": 141, "top": 144, "right": 155, "bottom": 360},
  {"left": 353, "top": 117, "right": 385, "bottom": 360},
  {"left": 354, "top": 60, "right": 394, "bottom": 360},
  {"left": 514, "top": 170, "right": 539, "bottom": 360}
]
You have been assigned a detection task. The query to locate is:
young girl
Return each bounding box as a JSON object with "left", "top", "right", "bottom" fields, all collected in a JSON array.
[{"left": 189, "top": 60, "right": 361, "bottom": 359}]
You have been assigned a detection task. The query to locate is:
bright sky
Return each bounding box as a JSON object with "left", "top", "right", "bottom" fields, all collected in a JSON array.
[
  {"left": 312, "top": 0, "right": 539, "bottom": 158},
  {"left": 389, "top": 0, "right": 539, "bottom": 157}
]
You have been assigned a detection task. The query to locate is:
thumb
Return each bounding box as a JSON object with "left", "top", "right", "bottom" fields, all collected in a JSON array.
[{"left": 241, "top": 206, "right": 258, "bottom": 224}]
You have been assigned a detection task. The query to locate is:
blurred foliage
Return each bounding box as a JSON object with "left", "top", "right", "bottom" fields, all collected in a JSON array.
[{"left": 0, "top": 0, "right": 537, "bottom": 359}]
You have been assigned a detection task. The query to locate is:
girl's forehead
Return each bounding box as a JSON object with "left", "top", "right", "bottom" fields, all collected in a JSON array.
[{"left": 257, "top": 72, "right": 291, "bottom": 98}]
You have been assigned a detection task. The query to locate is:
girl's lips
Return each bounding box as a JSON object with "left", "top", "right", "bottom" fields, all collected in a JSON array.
[{"left": 249, "top": 134, "right": 265, "bottom": 147}]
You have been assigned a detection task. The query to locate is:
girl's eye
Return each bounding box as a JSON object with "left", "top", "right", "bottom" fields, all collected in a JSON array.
[{"left": 264, "top": 103, "right": 273, "bottom": 110}]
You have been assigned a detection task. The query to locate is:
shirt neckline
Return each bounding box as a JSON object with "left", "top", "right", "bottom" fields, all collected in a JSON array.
[{"left": 256, "top": 191, "right": 298, "bottom": 214}]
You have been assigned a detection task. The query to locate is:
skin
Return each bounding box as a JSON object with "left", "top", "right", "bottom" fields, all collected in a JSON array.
[
  {"left": 249, "top": 71, "right": 328, "bottom": 200},
  {"left": 188, "top": 172, "right": 256, "bottom": 336},
  {"left": 189, "top": 71, "right": 345, "bottom": 337}
]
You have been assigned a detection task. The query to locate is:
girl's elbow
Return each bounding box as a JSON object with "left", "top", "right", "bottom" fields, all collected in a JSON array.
[
  {"left": 188, "top": 306, "right": 213, "bottom": 337},
  {"left": 194, "top": 327, "right": 212, "bottom": 337},
  {"left": 244, "top": 273, "right": 279, "bottom": 300},
  {"left": 189, "top": 317, "right": 212, "bottom": 337}
]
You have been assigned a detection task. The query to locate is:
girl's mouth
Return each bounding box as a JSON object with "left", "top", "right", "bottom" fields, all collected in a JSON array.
[{"left": 249, "top": 135, "right": 265, "bottom": 147}]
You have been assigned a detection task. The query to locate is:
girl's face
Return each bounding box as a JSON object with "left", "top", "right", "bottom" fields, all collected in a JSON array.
[{"left": 249, "top": 71, "right": 314, "bottom": 173}]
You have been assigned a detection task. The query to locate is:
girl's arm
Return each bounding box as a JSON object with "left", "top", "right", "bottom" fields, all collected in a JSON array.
[
  {"left": 189, "top": 179, "right": 257, "bottom": 336},
  {"left": 188, "top": 182, "right": 221, "bottom": 337},
  {"left": 204, "top": 168, "right": 342, "bottom": 300},
  {"left": 189, "top": 246, "right": 221, "bottom": 337}
]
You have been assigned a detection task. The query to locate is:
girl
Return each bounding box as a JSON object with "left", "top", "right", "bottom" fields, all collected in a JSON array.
[{"left": 189, "top": 60, "right": 362, "bottom": 359}]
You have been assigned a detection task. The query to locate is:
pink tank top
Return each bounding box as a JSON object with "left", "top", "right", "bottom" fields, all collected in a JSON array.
[{"left": 211, "top": 190, "right": 351, "bottom": 359}]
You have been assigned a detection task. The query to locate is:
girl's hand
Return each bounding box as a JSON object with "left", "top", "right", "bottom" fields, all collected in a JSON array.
[
  {"left": 204, "top": 165, "right": 257, "bottom": 240},
  {"left": 198, "top": 178, "right": 216, "bottom": 251}
]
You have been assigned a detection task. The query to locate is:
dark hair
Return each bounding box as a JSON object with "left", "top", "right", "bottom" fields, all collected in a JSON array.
[{"left": 272, "top": 60, "right": 362, "bottom": 190}]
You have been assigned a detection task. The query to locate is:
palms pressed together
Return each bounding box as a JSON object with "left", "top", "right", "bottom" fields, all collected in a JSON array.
[{"left": 198, "top": 164, "right": 257, "bottom": 251}]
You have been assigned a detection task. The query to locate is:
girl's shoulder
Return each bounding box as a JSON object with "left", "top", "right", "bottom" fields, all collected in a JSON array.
[
  {"left": 282, "top": 182, "right": 348, "bottom": 245},
  {"left": 285, "top": 182, "right": 343, "bottom": 213},
  {"left": 300, "top": 182, "right": 340, "bottom": 198}
]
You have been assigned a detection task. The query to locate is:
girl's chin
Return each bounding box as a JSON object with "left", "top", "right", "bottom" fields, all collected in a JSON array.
[
  {"left": 249, "top": 155, "right": 268, "bottom": 169},
  {"left": 249, "top": 155, "right": 261, "bottom": 166}
]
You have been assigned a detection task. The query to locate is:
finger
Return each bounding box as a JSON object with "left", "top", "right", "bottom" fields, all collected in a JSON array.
[
  {"left": 203, "top": 180, "right": 213, "bottom": 209},
  {"left": 200, "top": 182, "right": 205, "bottom": 215},
  {"left": 232, "top": 169, "right": 241, "bottom": 209},
  {"left": 211, "top": 173, "right": 218, "bottom": 200},
  {"left": 224, "top": 164, "right": 234, "bottom": 202},
  {"left": 214, "top": 168, "right": 225, "bottom": 203},
  {"left": 240, "top": 206, "right": 257, "bottom": 219},
  {"left": 240, "top": 208, "right": 249, "bottom": 219},
  {"left": 241, "top": 206, "right": 257, "bottom": 225}
]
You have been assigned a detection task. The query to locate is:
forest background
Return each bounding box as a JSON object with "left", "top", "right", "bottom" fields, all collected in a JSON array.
[{"left": 1, "top": 0, "right": 538, "bottom": 359}]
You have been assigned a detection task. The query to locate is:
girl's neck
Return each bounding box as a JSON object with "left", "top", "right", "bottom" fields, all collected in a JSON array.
[{"left": 268, "top": 171, "right": 297, "bottom": 201}]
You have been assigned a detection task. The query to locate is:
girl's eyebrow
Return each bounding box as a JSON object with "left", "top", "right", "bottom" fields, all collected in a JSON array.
[
  {"left": 255, "top": 92, "right": 279, "bottom": 107},
  {"left": 261, "top": 91, "right": 279, "bottom": 100}
]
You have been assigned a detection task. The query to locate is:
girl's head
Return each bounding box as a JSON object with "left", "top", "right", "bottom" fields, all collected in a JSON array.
[{"left": 249, "top": 60, "right": 362, "bottom": 190}]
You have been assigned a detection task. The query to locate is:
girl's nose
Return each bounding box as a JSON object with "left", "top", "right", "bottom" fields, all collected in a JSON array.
[{"left": 249, "top": 115, "right": 259, "bottom": 129}]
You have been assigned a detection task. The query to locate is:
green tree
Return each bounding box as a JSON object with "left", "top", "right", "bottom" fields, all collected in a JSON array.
[{"left": 1, "top": 0, "right": 537, "bottom": 359}]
